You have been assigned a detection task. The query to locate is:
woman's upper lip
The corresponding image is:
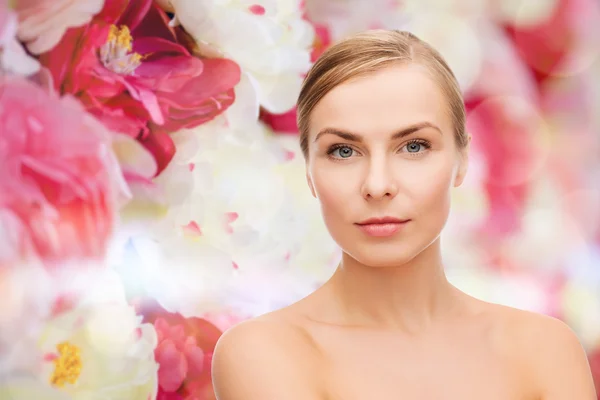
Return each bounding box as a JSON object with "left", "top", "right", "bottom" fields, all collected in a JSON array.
[{"left": 356, "top": 217, "right": 410, "bottom": 225}]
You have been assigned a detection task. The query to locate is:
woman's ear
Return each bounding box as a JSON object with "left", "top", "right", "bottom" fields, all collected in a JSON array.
[{"left": 453, "top": 135, "right": 471, "bottom": 187}]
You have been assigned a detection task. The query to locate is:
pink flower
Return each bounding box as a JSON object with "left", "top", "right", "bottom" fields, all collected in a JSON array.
[
  {"left": 14, "top": 0, "right": 105, "bottom": 54},
  {"left": 154, "top": 318, "right": 206, "bottom": 394},
  {"left": 0, "top": 75, "right": 127, "bottom": 267},
  {"left": 40, "top": 0, "right": 241, "bottom": 175},
  {"left": 138, "top": 299, "right": 227, "bottom": 400}
]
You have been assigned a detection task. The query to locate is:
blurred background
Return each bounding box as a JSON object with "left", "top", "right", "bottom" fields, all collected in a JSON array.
[{"left": 1, "top": 0, "right": 599, "bottom": 399}]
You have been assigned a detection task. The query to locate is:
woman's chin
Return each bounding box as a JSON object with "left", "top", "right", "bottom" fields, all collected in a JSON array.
[
  {"left": 340, "top": 234, "right": 441, "bottom": 268},
  {"left": 344, "top": 247, "right": 419, "bottom": 269}
]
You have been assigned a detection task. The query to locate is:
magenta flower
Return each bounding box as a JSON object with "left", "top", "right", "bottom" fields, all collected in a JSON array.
[{"left": 40, "top": 0, "right": 241, "bottom": 174}]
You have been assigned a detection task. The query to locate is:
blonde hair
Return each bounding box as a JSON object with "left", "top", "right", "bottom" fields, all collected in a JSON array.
[{"left": 297, "top": 30, "right": 468, "bottom": 159}]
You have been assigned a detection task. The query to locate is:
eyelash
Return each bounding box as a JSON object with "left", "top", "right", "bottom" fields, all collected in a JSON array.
[{"left": 326, "top": 139, "right": 432, "bottom": 160}]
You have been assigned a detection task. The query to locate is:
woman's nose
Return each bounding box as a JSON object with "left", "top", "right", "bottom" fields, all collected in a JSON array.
[{"left": 360, "top": 158, "right": 399, "bottom": 201}]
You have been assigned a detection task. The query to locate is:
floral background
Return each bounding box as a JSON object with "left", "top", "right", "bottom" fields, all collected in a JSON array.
[{"left": 1, "top": 0, "right": 599, "bottom": 398}]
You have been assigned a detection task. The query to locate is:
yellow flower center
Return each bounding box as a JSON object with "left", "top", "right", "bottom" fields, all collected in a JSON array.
[
  {"left": 99, "top": 25, "right": 144, "bottom": 75},
  {"left": 109, "top": 24, "right": 133, "bottom": 52},
  {"left": 50, "top": 342, "right": 82, "bottom": 388}
]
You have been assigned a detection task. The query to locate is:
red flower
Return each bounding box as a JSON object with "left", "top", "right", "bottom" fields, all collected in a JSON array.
[{"left": 40, "top": 0, "right": 241, "bottom": 175}]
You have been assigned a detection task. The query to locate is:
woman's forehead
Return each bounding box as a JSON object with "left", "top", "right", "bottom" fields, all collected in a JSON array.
[{"left": 309, "top": 64, "right": 452, "bottom": 137}]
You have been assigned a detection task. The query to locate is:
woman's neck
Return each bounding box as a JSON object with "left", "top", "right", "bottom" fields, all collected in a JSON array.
[{"left": 319, "top": 238, "right": 463, "bottom": 333}]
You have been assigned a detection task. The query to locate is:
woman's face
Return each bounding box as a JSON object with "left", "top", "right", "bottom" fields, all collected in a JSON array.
[{"left": 306, "top": 63, "right": 468, "bottom": 268}]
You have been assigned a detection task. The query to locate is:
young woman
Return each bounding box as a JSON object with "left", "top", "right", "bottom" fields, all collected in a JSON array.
[{"left": 212, "top": 30, "right": 597, "bottom": 399}]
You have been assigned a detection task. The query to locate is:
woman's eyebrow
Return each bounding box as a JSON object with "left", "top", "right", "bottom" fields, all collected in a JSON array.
[{"left": 314, "top": 121, "right": 442, "bottom": 143}]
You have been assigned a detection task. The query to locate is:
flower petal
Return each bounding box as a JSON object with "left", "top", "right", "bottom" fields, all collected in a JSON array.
[
  {"left": 156, "top": 339, "right": 187, "bottom": 392},
  {"left": 133, "top": 54, "right": 203, "bottom": 93},
  {"left": 132, "top": 36, "right": 189, "bottom": 58},
  {"left": 120, "top": 78, "right": 165, "bottom": 125},
  {"left": 116, "top": 0, "right": 153, "bottom": 32},
  {"left": 112, "top": 133, "right": 158, "bottom": 180},
  {"left": 128, "top": 1, "right": 177, "bottom": 42},
  {"left": 138, "top": 131, "right": 176, "bottom": 176}
]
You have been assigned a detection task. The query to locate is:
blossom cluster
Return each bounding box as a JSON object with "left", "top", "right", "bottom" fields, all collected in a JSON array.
[{"left": 0, "top": 0, "right": 315, "bottom": 398}]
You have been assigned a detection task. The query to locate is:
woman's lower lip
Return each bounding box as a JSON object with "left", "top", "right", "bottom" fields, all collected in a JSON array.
[{"left": 355, "top": 222, "right": 408, "bottom": 237}]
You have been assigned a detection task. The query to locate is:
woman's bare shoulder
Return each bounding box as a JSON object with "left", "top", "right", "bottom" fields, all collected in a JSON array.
[
  {"left": 481, "top": 302, "right": 596, "bottom": 399},
  {"left": 211, "top": 310, "right": 324, "bottom": 400},
  {"left": 214, "top": 310, "right": 318, "bottom": 356},
  {"left": 484, "top": 302, "right": 586, "bottom": 352}
]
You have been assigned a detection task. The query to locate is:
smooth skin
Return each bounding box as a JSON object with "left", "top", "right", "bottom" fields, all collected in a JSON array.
[{"left": 212, "top": 64, "right": 597, "bottom": 399}]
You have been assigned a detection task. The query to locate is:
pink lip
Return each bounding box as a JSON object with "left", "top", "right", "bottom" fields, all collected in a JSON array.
[
  {"left": 357, "top": 216, "right": 408, "bottom": 225},
  {"left": 355, "top": 217, "right": 410, "bottom": 237}
]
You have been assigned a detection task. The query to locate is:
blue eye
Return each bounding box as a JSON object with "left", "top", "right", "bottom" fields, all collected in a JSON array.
[
  {"left": 329, "top": 145, "right": 354, "bottom": 158},
  {"left": 406, "top": 142, "right": 422, "bottom": 153},
  {"left": 403, "top": 140, "right": 430, "bottom": 154}
]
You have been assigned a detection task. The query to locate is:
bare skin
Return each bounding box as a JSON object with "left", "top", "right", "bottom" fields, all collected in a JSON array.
[
  {"left": 212, "top": 64, "right": 597, "bottom": 399},
  {"left": 213, "top": 288, "right": 595, "bottom": 399}
]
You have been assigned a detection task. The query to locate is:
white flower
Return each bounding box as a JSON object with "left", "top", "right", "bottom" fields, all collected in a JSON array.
[
  {"left": 167, "top": 0, "right": 315, "bottom": 113},
  {"left": 15, "top": 0, "right": 105, "bottom": 54},
  {"left": 111, "top": 113, "right": 316, "bottom": 318},
  {"left": 24, "top": 269, "right": 159, "bottom": 400},
  {"left": 114, "top": 229, "right": 235, "bottom": 318},
  {"left": 38, "top": 307, "right": 158, "bottom": 400},
  {"left": 0, "top": 0, "right": 39, "bottom": 75},
  {"left": 0, "top": 263, "right": 55, "bottom": 376},
  {"left": 111, "top": 118, "right": 285, "bottom": 318}
]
